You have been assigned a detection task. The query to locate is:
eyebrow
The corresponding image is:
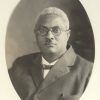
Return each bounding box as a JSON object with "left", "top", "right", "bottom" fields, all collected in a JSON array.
[
  {"left": 40, "top": 25, "right": 49, "bottom": 29},
  {"left": 39, "top": 25, "right": 64, "bottom": 29}
]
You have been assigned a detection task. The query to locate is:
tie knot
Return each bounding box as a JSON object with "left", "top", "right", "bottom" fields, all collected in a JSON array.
[{"left": 43, "top": 65, "right": 53, "bottom": 70}]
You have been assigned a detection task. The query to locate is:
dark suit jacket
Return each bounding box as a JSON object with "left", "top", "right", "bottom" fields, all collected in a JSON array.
[{"left": 9, "top": 46, "right": 93, "bottom": 100}]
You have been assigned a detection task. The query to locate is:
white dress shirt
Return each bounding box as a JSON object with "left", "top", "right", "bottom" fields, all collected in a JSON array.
[{"left": 42, "top": 56, "right": 58, "bottom": 78}]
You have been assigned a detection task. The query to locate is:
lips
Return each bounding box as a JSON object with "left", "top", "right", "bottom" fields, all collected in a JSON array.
[{"left": 45, "top": 42, "right": 56, "bottom": 47}]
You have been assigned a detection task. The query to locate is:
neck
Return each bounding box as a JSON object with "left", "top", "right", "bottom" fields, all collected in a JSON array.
[{"left": 42, "top": 50, "right": 66, "bottom": 63}]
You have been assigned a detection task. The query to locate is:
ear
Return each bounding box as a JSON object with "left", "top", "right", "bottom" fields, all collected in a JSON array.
[{"left": 66, "top": 29, "right": 71, "bottom": 40}]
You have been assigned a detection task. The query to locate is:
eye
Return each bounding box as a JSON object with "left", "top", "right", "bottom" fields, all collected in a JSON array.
[
  {"left": 37, "top": 26, "right": 48, "bottom": 35},
  {"left": 40, "top": 26, "right": 47, "bottom": 32},
  {"left": 52, "top": 26, "right": 61, "bottom": 33}
]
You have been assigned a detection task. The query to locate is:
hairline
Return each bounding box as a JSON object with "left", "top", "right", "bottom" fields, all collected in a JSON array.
[{"left": 35, "top": 13, "right": 69, "bottom": 31}]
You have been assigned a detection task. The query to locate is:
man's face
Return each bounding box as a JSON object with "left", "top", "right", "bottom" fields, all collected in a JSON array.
[{"left": 35, "top": 14, "right": 70, "bottom": 55}]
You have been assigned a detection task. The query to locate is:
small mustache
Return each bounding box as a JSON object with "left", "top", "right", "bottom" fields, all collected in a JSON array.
[
  {"left": 45, "top": 40, "right": 56, "bottom": 45},
  {"left": 45, "top": 42, "right": 55, "bottom": 45}
]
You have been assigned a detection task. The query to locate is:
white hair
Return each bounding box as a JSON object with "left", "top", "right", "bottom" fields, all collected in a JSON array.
[{"left": 35, "top": 7, "right": 69, "bottom": 30}]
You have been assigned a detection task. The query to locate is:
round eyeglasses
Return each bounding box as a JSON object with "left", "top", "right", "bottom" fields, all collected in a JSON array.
[{"left": 35, "top": 26, "right": 68, "bottom": 36}]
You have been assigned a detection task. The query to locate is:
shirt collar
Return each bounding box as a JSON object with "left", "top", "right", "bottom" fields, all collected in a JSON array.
[{"left": 42, "top": 56, "right": 58, "bottom": 66}]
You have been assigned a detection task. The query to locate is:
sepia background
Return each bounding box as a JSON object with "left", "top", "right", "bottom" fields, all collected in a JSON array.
[
  {"left": 5, "top": 0, "right": 95, "bottom": 69},
  {"left": 0, "top": 0, "right": 100, "bottom": 100}
]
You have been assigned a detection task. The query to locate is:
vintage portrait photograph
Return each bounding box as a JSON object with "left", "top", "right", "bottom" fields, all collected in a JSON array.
[{"left": 0, "top": 0, "right": 100, "bottom": 100}]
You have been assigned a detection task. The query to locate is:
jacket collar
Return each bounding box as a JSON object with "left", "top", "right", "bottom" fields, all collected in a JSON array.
[
  {"left": 37, "top": 45, "right": 77, "bottom": 93},
  {"left": 29, "top": 53, "right": 43, "bottom": 89}
]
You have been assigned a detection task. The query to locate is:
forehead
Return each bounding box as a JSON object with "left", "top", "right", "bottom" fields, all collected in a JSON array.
[{"left": 36, "top": 14, "right": 67, "bottom": 28}]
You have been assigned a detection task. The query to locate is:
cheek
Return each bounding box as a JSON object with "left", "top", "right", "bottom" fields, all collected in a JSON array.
[
  {"left": 59, "top": 37, "right": 67, "bottom": 49},
  {"left": 57, "top": 35, "right": 68, "bottom": 44},
  {"left": 36, "top": 36, "right": 44, "bottom": 45}
]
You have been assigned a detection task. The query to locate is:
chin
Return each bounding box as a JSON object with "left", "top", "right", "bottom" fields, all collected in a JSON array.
[{"left": 44, "top": 48, "right": 57, "bottom": 54}]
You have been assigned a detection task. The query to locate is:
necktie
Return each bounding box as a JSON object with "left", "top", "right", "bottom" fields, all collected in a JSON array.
[{"left": 43, "top": 64, "right": 53, "bottom": 70}]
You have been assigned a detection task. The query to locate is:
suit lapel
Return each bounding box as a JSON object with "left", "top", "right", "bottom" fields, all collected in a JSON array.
[
  {"left": 29, "top": 53, "right": 44, "bottom": 89},
  {"left": 38, "top": 46, "right": 76, "bottom": 93}
]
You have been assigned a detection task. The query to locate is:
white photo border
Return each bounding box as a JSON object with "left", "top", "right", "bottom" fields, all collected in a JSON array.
[{"left": 0, "top": 0, "right": 100, "bottom": 100}]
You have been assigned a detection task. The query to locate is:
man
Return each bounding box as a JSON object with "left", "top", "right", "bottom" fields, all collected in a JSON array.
[{"left": 9, "top": 7, "right": 93, "bottom": 100}]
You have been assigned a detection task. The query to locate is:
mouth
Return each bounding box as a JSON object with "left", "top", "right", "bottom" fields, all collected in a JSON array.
[{"left": 45, "top": 42, "right": 56, "bottom": 47}]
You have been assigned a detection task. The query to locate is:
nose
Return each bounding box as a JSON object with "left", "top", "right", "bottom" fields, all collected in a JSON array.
[{"left": 46, "top": 31, "right": 54, "bottom": 39}]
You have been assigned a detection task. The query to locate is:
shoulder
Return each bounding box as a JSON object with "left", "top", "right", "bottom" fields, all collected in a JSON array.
[
  {"left": 76, "top": 54, "right": 93, "bottom": 67},
  {"left": 8, "top": 52, "right": 41, "bottom": 75},
  {"left": 74, "top": 54, "right": 93, "bottom": 76},
  {"left": 12, "top": 52, "right": 41, "bottom": 66},
  {"left": 15, "top": 52, "right": 41, "bottom": 63}
]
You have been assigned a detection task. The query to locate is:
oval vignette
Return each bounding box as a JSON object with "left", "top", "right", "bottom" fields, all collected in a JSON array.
[{"left": 5, "top": 0, "right": 95, "bottom": 100}]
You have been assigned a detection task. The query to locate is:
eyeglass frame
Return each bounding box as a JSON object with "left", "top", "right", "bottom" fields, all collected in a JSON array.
[{"left": 34, "top": 25, "right": 70, "bottom": 37}]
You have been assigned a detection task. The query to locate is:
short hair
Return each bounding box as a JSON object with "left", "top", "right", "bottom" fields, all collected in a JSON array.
[{"left": 34, "top": 7, "right": 69, "bottom": 30}]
